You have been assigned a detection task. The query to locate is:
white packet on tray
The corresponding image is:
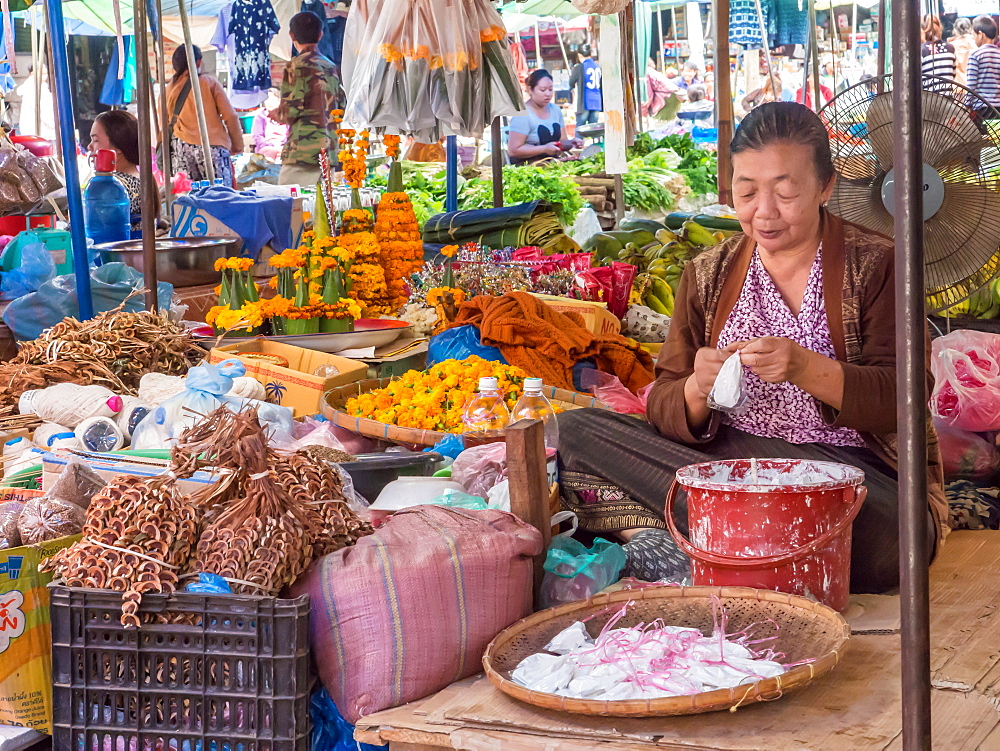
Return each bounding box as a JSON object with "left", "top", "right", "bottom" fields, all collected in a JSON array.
[{"left": 708, "top": 350, "right": 748, "bottom": 412}]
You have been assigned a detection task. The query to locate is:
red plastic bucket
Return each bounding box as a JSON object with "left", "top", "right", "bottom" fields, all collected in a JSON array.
[{"left": 666, "top": 459, "right": 867, "bottom": 611}]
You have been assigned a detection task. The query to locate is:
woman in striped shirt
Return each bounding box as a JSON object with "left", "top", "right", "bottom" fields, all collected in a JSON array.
[{"left": 921, "top": 15, "right": 958, "bottom": 94}]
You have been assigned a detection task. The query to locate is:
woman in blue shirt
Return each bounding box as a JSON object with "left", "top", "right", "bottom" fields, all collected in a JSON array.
[{"left": 508, "top": 70, "right": 583, "bottom": 165}]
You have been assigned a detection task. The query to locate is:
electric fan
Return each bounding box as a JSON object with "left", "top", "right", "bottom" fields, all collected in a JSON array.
[{"left": 819, "top": 74, "right": 1000, "bottom": 313}]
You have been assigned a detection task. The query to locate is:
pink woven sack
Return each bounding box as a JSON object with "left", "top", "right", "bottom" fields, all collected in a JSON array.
[{"left": 295, "top": 505, "right": 543, "bottom": 722}]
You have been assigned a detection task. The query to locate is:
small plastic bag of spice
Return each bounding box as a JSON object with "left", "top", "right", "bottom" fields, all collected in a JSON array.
[
  {"left": 0, "top": 500, "right": 25, "bottom": 549},
  {"left": 17, "top": 497, "right": 86, "bottom": 545}
]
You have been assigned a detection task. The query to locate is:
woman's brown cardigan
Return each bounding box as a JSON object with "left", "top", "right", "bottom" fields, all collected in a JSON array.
[{"left": 646, "top": 210, "right": 949, "bottom": 546}]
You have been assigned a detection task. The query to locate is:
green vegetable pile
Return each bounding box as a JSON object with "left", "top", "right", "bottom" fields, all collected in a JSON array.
[
  {"left": 628, "top": 133, "right": 718, "bottom": 197},
  {"left": 460, "top": 165, "right": 584, "bottom": 226},
  {"left": 368, "top": 162, "right": 446, "bottom": 227}
]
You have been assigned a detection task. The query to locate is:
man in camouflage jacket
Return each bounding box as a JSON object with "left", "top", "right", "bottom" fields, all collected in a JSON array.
[{"left": 275, "top": 11, "right": 341, "bottom": 186}]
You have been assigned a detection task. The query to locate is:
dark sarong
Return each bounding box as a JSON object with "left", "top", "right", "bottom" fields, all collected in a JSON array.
[{"left": 556, "top": 409, "right": 935, "bottom": 593}]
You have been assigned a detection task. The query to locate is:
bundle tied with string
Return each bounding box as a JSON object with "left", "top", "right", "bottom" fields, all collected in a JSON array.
[
  {"left": 33, "top": 421, "right": 72, "bottom": 450},
  {"left": 42, "top": 405, "right": 374, "bottom": 627},
  {"left": 22, "top": 383, "right": 122, "bottom": 428}
]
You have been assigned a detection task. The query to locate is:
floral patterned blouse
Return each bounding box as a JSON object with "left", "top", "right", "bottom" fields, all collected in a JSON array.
[{"left": 716, "top": 247, "right": 865, "bottom": 447}]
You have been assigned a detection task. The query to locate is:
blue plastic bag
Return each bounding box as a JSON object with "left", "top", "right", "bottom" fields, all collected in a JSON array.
[
  {"left": 184, "top": 573, "right": 233, "bottom": 594},
  {"left": 131, "top": 359, "right": 295, "bottom": 449},
  {"left": 1, "top": 262, "right": 173, "bottom": 340},
  {"left": 427, "top": 325, "right": 506, "bottom": 368},
  {"left": 0, "top": 240, "right": 55, "bottom": 300},
  {"left": 425, "top": 434, "right": 464, "bottom": 459},
  {"left": 311, "top": 687, "right": 381, "bottom": 751},
  {"left": 540, "top": 536, "right": 627, "bottom": 608}
]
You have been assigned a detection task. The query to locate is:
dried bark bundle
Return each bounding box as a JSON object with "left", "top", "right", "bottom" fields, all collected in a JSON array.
[
  {"left": 0, "top": 360, "right": 108, "bottom": 410},
  {"left": 10, "top": 304, "right": 204, "bottom": 395},
  {"left": 176, "top": 407, "right": 373, "bottom": 595},
  {"left": 41, "top": 475, "right": 201, "bottom": 627}
]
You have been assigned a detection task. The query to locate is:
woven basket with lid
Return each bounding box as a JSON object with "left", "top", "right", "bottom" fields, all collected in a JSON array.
[{"left": 483, "top": 585, "right": 850, "bottom": 717}]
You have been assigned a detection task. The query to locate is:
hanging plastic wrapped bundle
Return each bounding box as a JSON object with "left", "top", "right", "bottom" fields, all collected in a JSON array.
[{"left": 342, "top": 0, "right": 523, "bottom": 140}]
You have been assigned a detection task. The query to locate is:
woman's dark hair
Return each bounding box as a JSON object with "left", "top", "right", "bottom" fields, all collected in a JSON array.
[
  {"left": 290, "top": 11, "right": 324, "bottom": 44},
  {"left": 687, "top": 84, "right": 707, "bottom": 102},
  {"left": 730, "top": 102, "right": 834, "bottom": 187},
  {"left": 974, "top": 14, "right": 997, "bottom": 40},
  {"left": 95, "top": 111, "right": 140, "bottom": 167},
  {"left": 525, "top": 69, "right": 553, "bottom": 90},
  {"left": 171, "top": 45, "right": 202, "bottom": 83}
]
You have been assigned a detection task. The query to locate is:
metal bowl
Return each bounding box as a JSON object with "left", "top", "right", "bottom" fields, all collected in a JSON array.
[{"left": 96, "top": 236, "right": 241, "bottom": 287}]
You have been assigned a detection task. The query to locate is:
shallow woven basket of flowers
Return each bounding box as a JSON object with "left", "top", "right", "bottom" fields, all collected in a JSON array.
[
  {"left": 483, "top": 585, "right": 850, "bottom": 718},
  {"left": 323, "top": 377, "right": 610, "bottom": 446}
]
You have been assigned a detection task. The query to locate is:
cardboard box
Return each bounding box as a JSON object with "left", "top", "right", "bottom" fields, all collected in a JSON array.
[
  {"left": 357, "top": 338, "right": 429, "bottom": 379},
  {"left": 208, "top": 340, "right": 368, "bottom": 417},
  {"left": 529, "top": 294, "right": 622, "bottom": 338},
  {"left": 0, "top": 533, "right": 79, "bottom": 735}
]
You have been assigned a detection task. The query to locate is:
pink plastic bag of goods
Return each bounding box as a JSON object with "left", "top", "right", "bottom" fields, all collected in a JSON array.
[
  {"left": 451, "top": 443, "right": 509, "bottom": 497},
  {"left": 580, "top": 368, "right": 653, "bottom": 415},
  {"left": 934, "top": 418, "right": 999, "bottom": 482},
  {"left": 931, "top": 330, "right": 1000, "bottom": 432},
  {"left": 293, "top": 505, "right": 543, "bottom": 723}
]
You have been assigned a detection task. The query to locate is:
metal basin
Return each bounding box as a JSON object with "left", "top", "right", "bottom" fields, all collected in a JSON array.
[{"left": 96, "top": 236, "right": 241, "bottom": 287}]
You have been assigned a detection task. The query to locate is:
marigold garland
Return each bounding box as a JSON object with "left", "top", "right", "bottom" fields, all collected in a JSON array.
[
  {"left": 374, "top": 190, "right": 423, "bottom": 311},
  {"left": 344, "top": 356, "right": 529, "bottom": 433}
]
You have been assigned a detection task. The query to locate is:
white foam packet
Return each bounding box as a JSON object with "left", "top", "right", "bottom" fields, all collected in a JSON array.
[{"left": 708, "top": 350, "right": 748, "bottom": 413}]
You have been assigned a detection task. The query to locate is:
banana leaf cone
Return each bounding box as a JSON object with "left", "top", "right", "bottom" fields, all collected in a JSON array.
[
  {"left": 314, "top": 180, "right": 333, "bottom": 239},
  {"left": 387, "top": 161, "right": 405, "bottom": 193}
]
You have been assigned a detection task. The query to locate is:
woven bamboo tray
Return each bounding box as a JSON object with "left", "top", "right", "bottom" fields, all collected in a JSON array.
[
  {"left": 483, "top": 585, "right": 850, "bottom": 717},
  {"left": 323, "top": 377, "right": 609, "bottom": 446}
]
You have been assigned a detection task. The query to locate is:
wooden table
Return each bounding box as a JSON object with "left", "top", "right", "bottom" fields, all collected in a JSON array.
[{"left": 355, "top": 530, "right": 1000, "bottom": 751}]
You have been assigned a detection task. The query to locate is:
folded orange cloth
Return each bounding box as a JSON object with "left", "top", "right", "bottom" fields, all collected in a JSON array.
[{"left": 451, "top": 292, "right": 655, "bottom": 393}]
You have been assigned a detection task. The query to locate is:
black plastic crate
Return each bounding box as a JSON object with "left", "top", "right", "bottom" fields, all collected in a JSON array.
[{"left": 50, "top": 586, "right": 312, "bottom": 751}]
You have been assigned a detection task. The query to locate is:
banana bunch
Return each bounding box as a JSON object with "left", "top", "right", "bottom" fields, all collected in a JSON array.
[
  {"left": 940, "top": 278, "right": 1000, "bottom": 319},
  {"left": 635, "top": 273, "right": 676, "bottom": 317}
]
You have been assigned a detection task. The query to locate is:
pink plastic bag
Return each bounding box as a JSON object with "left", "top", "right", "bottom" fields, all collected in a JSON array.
[
  {"left": 452, "top": 443, "right": 508, "bottom": 497},
  {"left": 293, "top": 506, "right": 542, "bottom": 722},
  {"left": 934, "top": 418, "right": 999, "bottom": 481},
  {"left": 931, "top": 330, "right": 1000, "bottom": 432},
  {"left": 580, "top": 368, "right": 653, "bottom": 415}
]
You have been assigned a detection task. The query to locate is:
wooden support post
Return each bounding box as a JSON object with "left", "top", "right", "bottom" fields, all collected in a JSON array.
[
  {"left": 613, "top": 174, "right": 625, "bottom": 222},
  {"left": 177, "top": 0, "right": 216, "bottom": 182},
  {"left": 713, "top": 0, "right": 733, "bottom": 205},
  {"left": 506, "top": 419, "right": 552, "bottom": 599},
  {"left": 491, "top": 118, "right": 503, "bottom": 208}
]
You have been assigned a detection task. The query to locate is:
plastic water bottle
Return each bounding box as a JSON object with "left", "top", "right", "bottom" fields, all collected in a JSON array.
[
  {"left": 511, "top": 378, "right": 559, "bottom": 452},
  {"left": 461, "top": 377, "right": 511, "bottom": 449},
  {"left": 83, "top": 149, "right": 130, "bottom": 246}
]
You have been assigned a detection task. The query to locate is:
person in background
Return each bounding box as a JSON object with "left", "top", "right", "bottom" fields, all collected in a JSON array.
[
  {"left": 741, "top": 74, "right": 781, "bottom": 114},
  {"left": 508, "top": 69, "right": 583, "bottom": 165},
  {"left": 967, "top": 15, "right": 1000, "bottom": 117},
  {"left": 795, "top": 73, "right": 834, "bottom": 109},
  {"left": 89, "top": 110, "right": 142, "bottom": 229},
  {"left": 166, "top": 45, "right": 243, "bottom": 185},
  {"left": 679, "top": 83, "right": 714, "bottom": 126},
  {"left": 677, "top": 62, "right": 702, "bottom": 91},
  {"left": 251, "top": 88, "right": 289, "bottom": 160},
  {"left": 949, "top": 17, "right": 977, "bottom": 84},
  {"left": 920, "top": 14, "right": 958, "bottom": 93},
  {"left": 273, "top": 11, "right": 341, "bottom": 186},
  {"left": 569, "top": 44, "right": 603, "bottom": 128},
  {"left": 642, "top": 57, "right": 679, "bottom": 117},
  {"left": 703, "top": 70, "right": 715, "bottom": 99}
]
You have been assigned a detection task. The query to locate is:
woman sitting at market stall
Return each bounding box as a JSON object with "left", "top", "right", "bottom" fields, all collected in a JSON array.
[
  {"left": 507, "top": 70, "right": 583, "bottom": 165},
  {"left": 557, "top": 102, "right": 947, "bottom": 593},
  {"left": 165, "top": 45, "right": 244, "bottom": 185},
  {"left": 89, "top": 110, "right": 142, "bottom": 227}
]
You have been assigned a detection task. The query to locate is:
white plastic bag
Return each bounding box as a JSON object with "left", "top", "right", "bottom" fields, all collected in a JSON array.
[{"left": 708, "top": 350, "right": 747, "bottom": 412}]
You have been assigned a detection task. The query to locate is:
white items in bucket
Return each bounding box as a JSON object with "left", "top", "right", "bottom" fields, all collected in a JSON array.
[
  {"left": 708, "top": 350, "right": 747, "bottom": 412},
  {"left": 75, "top": 417, "right": 125, "bottom": 452},
  {"left": 21, "top": 383, "right": 122, "bottom": 427}
]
